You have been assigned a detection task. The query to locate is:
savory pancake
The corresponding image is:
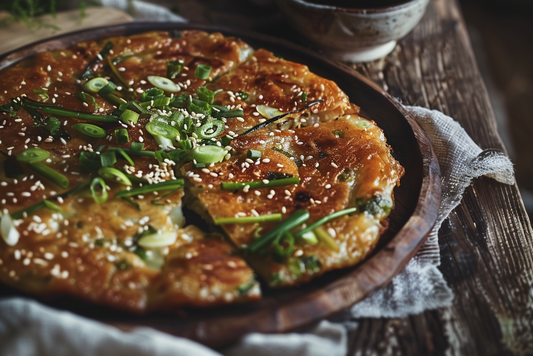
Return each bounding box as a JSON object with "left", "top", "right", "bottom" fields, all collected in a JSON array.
[{"left": 0, "top": 29, "right": 403, "bottom": 311}]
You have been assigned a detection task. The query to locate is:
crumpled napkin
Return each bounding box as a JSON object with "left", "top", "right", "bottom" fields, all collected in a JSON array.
[
  {"left": 0, "top": 298, "right": 346, "bottom": 356},
  {"left": 0, "top": 0, "right": 517, "bottom": 353},
  {"left": 351, "top": 106, "right": 514, "bottom": 318}
]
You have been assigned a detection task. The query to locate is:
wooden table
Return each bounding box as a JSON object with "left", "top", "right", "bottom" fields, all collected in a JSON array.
[{"left": 174, "top": 0, "right": 533, "bottom": 354}]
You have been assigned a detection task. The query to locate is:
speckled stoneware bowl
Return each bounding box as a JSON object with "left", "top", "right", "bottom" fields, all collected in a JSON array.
[{"left": 276, "top": 0, "right": 430, "bottom": 62}]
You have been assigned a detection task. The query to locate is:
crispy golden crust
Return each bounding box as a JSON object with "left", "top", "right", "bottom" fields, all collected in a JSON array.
[
  {"left": 182, "top": 115, "right": 403, "bottom": 285},
  {"left": 0, "top": 29, "right": 403, "bottom": 308}
]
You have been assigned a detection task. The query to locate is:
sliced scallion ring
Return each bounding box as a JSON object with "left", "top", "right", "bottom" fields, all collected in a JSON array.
[
  {"left": 195, "top": 120, "right": 224, "bottom": 139},
  {"left": 195, "top": 64, "right": 212, "bottom": 80},
  {"left": 98, "top": 167, "right": 132, "bottom": 185},
  {"left": 138, "top": 231, "right": 178, "bottom": 248},
  {"left": 119, "top": 109, "right": 140, "bottom": 125},
  {"left": 1, "top": 213, "right": 20, "bottom": 246},
  {"left": 90, "top": 177, "right": 108, "bottom": 204},
  {"left": 72, "top": 123, "right": 107, "bottom": 138},
  {"left": 16, "top": 148, "right": 50, "bottom": 164},
  {"left": 147, "top": 76, "right": 179, "bottom": 92},
  {"left": 256, "top": 105, "right": 283, "bottom": 119},
  {"left": 146, "top": 120, "right": 180, "bottom": 140},
  {"left": 188, "top": 145, "right": 227, "bottom": 164},
  {"left": 83, "top": 77, "right": 109, "bottom": 93}
]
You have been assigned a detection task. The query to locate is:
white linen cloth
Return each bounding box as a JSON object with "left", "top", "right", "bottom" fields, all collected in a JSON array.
[{"left": 0, "top": 1, "right": 516, "bottom": 354}]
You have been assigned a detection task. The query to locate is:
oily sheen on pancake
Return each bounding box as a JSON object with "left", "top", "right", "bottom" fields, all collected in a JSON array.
[{"left": 0, "top": 30, "right": 403, "bottom": 312}]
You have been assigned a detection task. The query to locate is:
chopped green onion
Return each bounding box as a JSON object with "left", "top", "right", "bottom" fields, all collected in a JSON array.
[
  {"left": 150, "top": 188, "right": 180, "bottom": 206},
  {"left": 146, "top": 120, "right": 180, "bottom": 140},
  {"left": 188, "top": 145, "right": 226, "bottom": 164},
  {"left": 28, "top": 162, "right": 69, "bottom": 188},
  {"left": 237, "top": 279, "right": 256, "bottom": 295},
  {"left": 195, "top": 64, "right": 212, "bottom": 79},
  {"left": 240, "top": 99, "right": 323, "bottom": 136},
  {"left": 131, "top": 142, "right": 143, "bottom": 151},
  {"left": 332, "top": 130, "right": 344, "bottom": 138},
  {"left": 100, "top": 152, "right": 117, "bottom": 167},
  {"left": 152, "top": 97, "right": 171, "bottom": 107},
  {"left": 138, "top": 231, "right": 178, "bottom": 248},
  {"left": 81, "top": 41, "right": 114, "bottom": 79},
  {"left": 76, "top": 92, "right": 99, "bottom": 109},
  {"left": 98, "top": 167, "right": 132, "bottom": 185},
  {"left": 212, "top": 109, "right": 243, "bottom": 119},
  {"left": 108, "top": 147, "right": 155, "bottom": 159},
  {"left": 33, "top": 88, "right": 49, "bottom": 101},
  {"left": 115, "top": 128, "right": 129, "bottom": 144},
  {"left": 21, "top": 98, "right": 117, "bottom": 123},
  {"left": 301, "top": 92, "right": 307, "bottom": 102},
  {"left": 42, "top": 117, "right": 62, "bottom": 135},
  {"left": 115, "top": 179, "right": 184, "bottom": 198},
  {"left": 121, "top": 196, "right": 141, "bottom": 210},
  {"left": 90, "top": 177, "right": 108, "bottom": 204},
  {"left": 141, "top": 88, "right": 165, "bottom": 102},
  {"left": 193, "top": 162, "right": 206, "bottom": 168},
  {"left": 79, "top": 151, "right": 102, "bottom": 171},
  {"left": 119, "top": 109, "right": 140, "bottom": 125},
  {"left": 247, "top": 149, "right": 261, "bottom": 159},
  {"left": 197, "top": 87, "right": 214, "bottom": 104},
  {"left": 299, "top": 231, "right": 318, "bottom": 244},
  {"left": 214, "top": 213, "right": 282, "bottom": 225},
  {"left": 272, "top": 147, "right": 302, "bottom": 168},
  {"left": 167, "top": 60, "right": 183, "bottom": 79},
  {"left": 147, "top": 75, "right": 179, "bottom": 92},
  {"left": 221, "top": 177, "right": 299, "bottom": 191},
  {"left": 115, "top": 148, "right": 134, "bottom": 166},
  {"left": 43, "top": 200, "right": 63, "bottom": 213},
  {"left": 97, "top": 81, "right": 117, "bottom": 97},
  {"left": 72, "top": 123, "right": 107, "bottom": 138},
  {"left": 245, "top": 210, "right": 310, "bottom": 253},
  {"left": 106, "top": 57, "right": 132, "bottom": 94},
  {"left": 83, "top": 77, "right": 109, "bottom": 93},
  {"left": 180, "top": 139, "right": 192, "bottom": 150},
  {"left": 195, "top": 120, "right": 224, "bottom": 139},
  {"left": 293, "top": 207, "right": 357, "bottom": 238},
  {"left": 10, "top": 184, "right": 87, "bottom": 219},
  {"left": 189, "top": 99, "right": 211, "bottom": 115},
  {"left": 16, "top": 148, "right": 50, "bottom": 164},
  {"left": 166, "top": 149, "right": 188, "bottom": 162},
  {"left": 256, "top": 105, "right": 283, "bottom": 119},
  {"left": 238, "top": 91, "right": 249, "bottom": 100},
  {"left": 272, "top": 232, "right": 295, "bottom": 260},
  {"left": 313, "top": 226, "right": 340, "bottom": 252}
]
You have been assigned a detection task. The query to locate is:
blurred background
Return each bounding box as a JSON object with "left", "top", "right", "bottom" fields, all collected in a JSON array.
[{"left": 1, "top": 0, "right": 532, "bottom": 214}]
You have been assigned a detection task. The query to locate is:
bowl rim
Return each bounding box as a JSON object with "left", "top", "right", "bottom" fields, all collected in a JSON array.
[{"left": 284, "top": 0, "right": 428, "bottom": 14}]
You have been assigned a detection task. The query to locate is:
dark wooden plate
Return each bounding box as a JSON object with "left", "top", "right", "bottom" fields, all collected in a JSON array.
[{"left": 0, "top": 23, "right": 441, "bottom": 347}]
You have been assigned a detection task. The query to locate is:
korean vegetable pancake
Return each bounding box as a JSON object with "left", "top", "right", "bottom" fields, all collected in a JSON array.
[{"left": 0, "top": 30, "right": 403, "bottom": 312}]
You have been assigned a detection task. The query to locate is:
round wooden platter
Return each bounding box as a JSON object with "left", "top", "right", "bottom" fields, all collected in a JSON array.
[{"left": 0, "top": 23, "right": 442, "bottom": 348}]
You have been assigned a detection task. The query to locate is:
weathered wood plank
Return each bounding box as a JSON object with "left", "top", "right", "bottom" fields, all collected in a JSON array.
[{"left": 344, "top": 0, "right": 533, "bottom": 354}]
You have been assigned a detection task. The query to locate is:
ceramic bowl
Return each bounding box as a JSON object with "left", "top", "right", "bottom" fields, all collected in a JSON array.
[{"left": 275, "top": 0, "right": 430, "bottom": 62}]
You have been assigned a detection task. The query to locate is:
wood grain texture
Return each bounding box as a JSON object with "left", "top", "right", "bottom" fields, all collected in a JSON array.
[{"left": 344, "top": 0, "right": 533, "bottom": 355}]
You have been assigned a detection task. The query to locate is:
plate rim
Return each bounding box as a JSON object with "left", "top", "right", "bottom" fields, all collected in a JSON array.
[{"left": 0, "top": 22, "right": 442, "bottom": 346}]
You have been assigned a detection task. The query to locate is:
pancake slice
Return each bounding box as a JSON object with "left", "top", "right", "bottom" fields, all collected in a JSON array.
[
  {"left": 207, "top": 48, "right": 360, "bottom": 134},
  {"left": 182, "top": 114, "right": 404, "bottom": 286},
  {"left": 0, "top": 185, "right": 260, "bottom": 312}
]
